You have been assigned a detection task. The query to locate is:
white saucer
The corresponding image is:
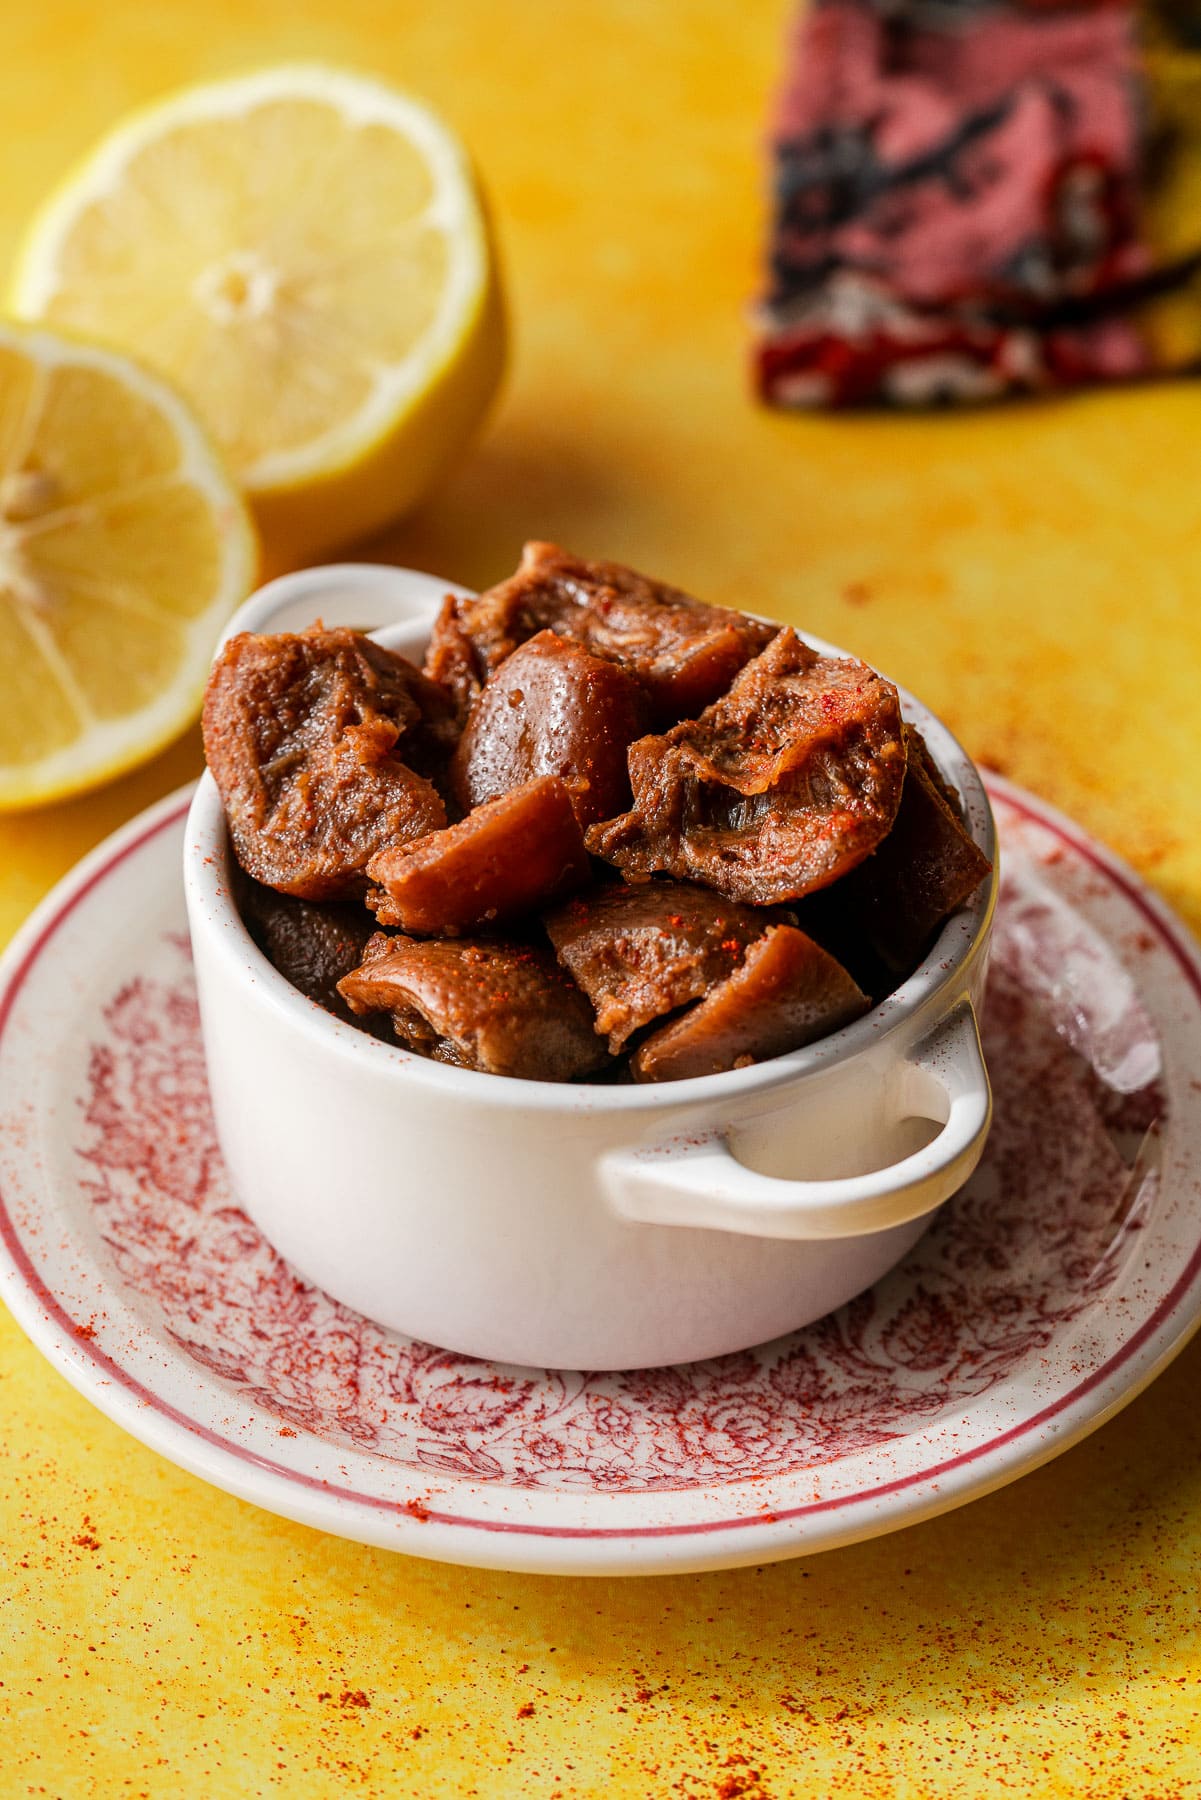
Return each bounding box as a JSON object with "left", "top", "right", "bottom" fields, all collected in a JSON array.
[{"left": 1, "top": 776, "right": 1199, "bottom": 1576}]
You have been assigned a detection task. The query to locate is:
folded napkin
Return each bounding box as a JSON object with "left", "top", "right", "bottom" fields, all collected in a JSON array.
[{"left": 755, "top": 0, "right": 1201, "bottom": 406}]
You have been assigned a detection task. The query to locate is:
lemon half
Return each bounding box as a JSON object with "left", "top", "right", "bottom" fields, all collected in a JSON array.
[
  {"left": 11, "top": 65, "right": 505, "bottom": 562},
  {"left": 0, "top": 321, "right": 257, "bottom": 809}
]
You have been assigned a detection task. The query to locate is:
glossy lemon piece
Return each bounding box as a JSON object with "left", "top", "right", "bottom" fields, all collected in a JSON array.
[
  {"left": 0, "top": 321, "right": 256, "bottom": 808},
  {"left": 11, "top": 65, "right": 506, "bottom": 561}
]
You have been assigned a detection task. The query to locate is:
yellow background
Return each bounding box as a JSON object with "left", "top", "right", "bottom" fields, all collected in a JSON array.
[{"left": 2, "top": 2, "right": 1201, "bottom": 1793}]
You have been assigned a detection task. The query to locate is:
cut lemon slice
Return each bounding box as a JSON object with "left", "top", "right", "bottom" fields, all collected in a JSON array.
[
  {"left": 11, "top": 65, "right": 506, "bottom": 562},
  {"left": 0, "top": 321, "right": 257, "bottom": 810}
]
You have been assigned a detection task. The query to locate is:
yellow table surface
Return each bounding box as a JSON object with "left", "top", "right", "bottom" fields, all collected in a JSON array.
[{"left": 3, "top": 3, "right": 1201, "bottom": 1794}]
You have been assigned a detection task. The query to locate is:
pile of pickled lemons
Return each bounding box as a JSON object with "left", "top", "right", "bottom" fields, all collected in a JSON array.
[{"left": 0, "top": 65, "right": 505, "bottom": 807}]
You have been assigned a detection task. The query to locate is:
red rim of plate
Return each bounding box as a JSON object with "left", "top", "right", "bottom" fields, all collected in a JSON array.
[{"left": 1, "top": 776, "right": 1200, "bottom": 1547}]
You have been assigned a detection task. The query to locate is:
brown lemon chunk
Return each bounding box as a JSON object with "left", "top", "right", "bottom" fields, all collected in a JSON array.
[
  {"left": 450, "top": 629, "right": 651, "bottom": 826},
  {"left": 588, "top": 629, "right": 906, "bottom": 906},
  {"left": 234, "top": 870, "right": 392, "bottom": 1037},
  {"left": 203, "top": 626, "right": 452, "bottom": 900},
  {"left": 366, "top": 774, "right": 590, "bottom": 935},
  {"left": 830, "top": 725, "right": 993, "bottom": 974},
  {"left": 338, "top": 934, "right": 608, "bottom": 1081},
  {"left": 631, "top": 924, "right": 869, "bottom": 1083},
  {"left": 544, "top": 879, "right": 776, "bottom": 1052},
  {"left": 424, "top": 540, "right": 777, "bottom": 725}
]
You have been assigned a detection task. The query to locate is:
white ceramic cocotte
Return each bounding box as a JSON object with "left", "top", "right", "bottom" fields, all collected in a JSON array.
[{"left": 184, "top": 563, "right": 998, "bottom": 1371}]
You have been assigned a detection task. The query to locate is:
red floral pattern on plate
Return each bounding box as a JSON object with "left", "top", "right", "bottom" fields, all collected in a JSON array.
[{"left": 75, "top": 851, "right": 1164, "bottom": 1495}]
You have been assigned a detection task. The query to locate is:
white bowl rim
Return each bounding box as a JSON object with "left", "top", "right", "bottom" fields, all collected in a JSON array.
[{"left": 185, "top": 568, "right": 999, "bottom": 1114}]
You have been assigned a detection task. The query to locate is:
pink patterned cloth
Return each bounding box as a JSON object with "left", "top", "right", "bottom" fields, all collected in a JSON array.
[{"left": 755, "top": 0, "right": 1200, "bottom": 406}]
